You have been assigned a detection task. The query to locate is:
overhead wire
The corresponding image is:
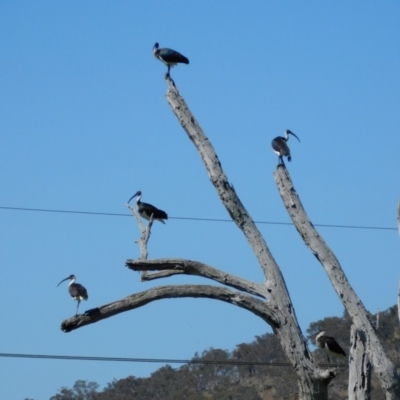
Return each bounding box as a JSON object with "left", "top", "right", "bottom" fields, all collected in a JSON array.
[
  {"left": 0, "top": 206, "right": 396, "bottom": 231},
  {"left": 0, "top": 352, "right": 345, "bottom": 368},
  {"left": 0, "top": 207, "right": 357, "bottom": 372}
]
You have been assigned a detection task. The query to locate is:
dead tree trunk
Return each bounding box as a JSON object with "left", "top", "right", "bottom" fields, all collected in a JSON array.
[
  {"left": 274, "top": 166, "right": 400, "bottom": 399},
  {"left": 349, "top": 325, "right": 371, "bottom": 400},
  {"left": 61, "top": 78, "right": 342, "bottom": 399}
]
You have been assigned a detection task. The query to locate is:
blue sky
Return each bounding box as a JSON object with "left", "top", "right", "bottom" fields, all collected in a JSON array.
[{"left": 1, "top": 2, "right": 399, "bottom": 399}]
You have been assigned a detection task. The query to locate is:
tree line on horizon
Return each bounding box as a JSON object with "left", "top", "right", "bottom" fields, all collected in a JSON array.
[{"left": 46, "top": 305, "right": 400, "bottom": 400}]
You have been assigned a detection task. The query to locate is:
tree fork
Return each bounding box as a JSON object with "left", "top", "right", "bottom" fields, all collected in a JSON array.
[
  {"left": 165, "top": 77, "right": 336, "bottom": 399},
  {"left": 60, "top": 78, "right": 349, "bottom": 399}
]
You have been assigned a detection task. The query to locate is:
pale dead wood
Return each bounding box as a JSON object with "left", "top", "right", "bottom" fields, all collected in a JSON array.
[
  {"left": 166, "top": 77, "right": 289, "bottom": 296},
  {"left": 60, "top": 284, "right": 279, "bottom": 333},
  {"left": 61, "top": 78, "right": 343, "bottom": 399},
  {"left": 125, "top": 204, "right": 153, "bottom": 261},
  {"left": 376, "top": 309, "right": 380, "bottom": 330},
  {"left": 126, "top": 204, "right": 160, "bottom": 282},
  {"left": 274, "top": 165, "right": 400, "bottom": 398},
  {"left": 126, "top": 258, "right": 266, "bottom": 299},
  {"left": 349, "top": 326, "right": 371, "bottom": 400},
  {"left": 166, "top": 77, "right": 272, "bottom": 282},
  {"left": 165, "top": 77, "right": 336, "bottom": 399}
]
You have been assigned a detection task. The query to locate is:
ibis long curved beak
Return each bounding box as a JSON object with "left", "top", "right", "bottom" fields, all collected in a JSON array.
[
  {"left": 57, "top": 277, "right": 70, "bottom": 287},
  {"left": 127, "top": 191, "right": 140, "bottom": 204},
  {"left": 288, "top": 130, "right": 300, "bottom": 142}
]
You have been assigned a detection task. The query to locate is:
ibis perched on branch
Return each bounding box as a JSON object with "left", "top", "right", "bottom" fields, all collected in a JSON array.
[
  {"left": 315, "top": 330, "right": 346, "bottom": 362},
  {"left": 153, "top": 42, "right": 189, "bottom": 77},
  {"left": 271, "top": 129, "right": 300, "bottom": 165},
  {"left": 57, "top": 275, "right": 88, "bottom": 316},
  {"left": 127, "top": 191, "right": 168, "bottom": 224}
]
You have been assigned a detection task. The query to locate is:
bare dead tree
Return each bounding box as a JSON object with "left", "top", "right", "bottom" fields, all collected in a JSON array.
[
  {"left": 60, "top": 77, "right": 397, "bottom": 399},
  {"left": 274, "top": 167, "right": 400, "bottom": 398}
]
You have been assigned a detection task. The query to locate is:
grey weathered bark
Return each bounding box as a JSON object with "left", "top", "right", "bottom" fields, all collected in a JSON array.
[
  {"left": 274, "top": 166, "right": 400, "bottom": 399},
  {"left": 349, "top": 325, "right": 371, "bottom": 400},
  {"left": 126, "top": 204, "right": 152, "bottom": 263},
  {"left": 60, "top": 285, "right": 279, "bottom": 333},
  {"left": 126, "top": 258, "right": 265, "bottom": 298},
  {"left": 376, "top": 309, "right": 380, "bottom": 330},
  {"left": 61, "top": 78, "right": 341, "bottom": 399},
  {"left": 163, "top": 78, "right": 336, "bottom": 399}
]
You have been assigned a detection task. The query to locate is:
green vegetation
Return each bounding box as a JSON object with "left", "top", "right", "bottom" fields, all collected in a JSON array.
[{"left": 50, "top": 305, "right": 400, "bottom": 400}]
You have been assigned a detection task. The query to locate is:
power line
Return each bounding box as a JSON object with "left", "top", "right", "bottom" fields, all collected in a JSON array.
[
  {"left": 0, "top": 352, "right": 344, "bottom": 368},
  {"left": 0, "top": 206, "right": 396, "bottom": 231}
]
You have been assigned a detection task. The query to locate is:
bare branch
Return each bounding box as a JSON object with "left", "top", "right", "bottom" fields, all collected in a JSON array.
[
  {"left": 274, "top": 165, "right": 400, "bottom": 396},
  {"left": 60, "top": 284, "right": 279, "bottom": 333},
  {"left": 166, "top": 79, "right": 276, "bottom": 283},
  {"left": 125, "top": 204, "right": 153, "bottom": 263},
  {"left": 126, "top": 258, "right": 266, "bottom": 299}
]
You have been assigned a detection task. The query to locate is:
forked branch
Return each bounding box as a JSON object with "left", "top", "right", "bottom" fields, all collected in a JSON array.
[
  {"left": 164, "top": 77, "right": 336, "bottom": 399},
  {"left": 126, "top": 258, "right": 266, "bottom": 298}
]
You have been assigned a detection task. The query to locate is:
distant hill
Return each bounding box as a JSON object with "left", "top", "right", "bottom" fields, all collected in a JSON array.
[{"left": 49, "top": 305, "right": 399, "bottom": 400}]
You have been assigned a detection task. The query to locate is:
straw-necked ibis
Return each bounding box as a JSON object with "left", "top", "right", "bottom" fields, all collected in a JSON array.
[
  {"left": 271, "top": 129, "right": 300, "bottom": 165},
  {"left": 57, "top": 275, "right": 88, "bottom": 316},
  {"left": 127, "top": 191, "right": 168, "bottom": 224},
  {"left": 153, "top": 42, "right": 189, "bottom": 77},
  {"left": 316, "top": 330, "right": 346, "bottom": 362}
]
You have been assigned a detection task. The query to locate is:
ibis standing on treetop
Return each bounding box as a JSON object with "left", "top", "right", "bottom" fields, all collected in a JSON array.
[
  {"left": 271, "top": 129, "right": 300, "bottom": 165},
  {"left": 57, "top": 274, "right": 88, "bottom": 316},
  {"left": 315, "top": 330, "right": 346, "bottom": 362},
  {"left": 153, "top": 42, "right": 189, "bottom": 77},
  {"left": 127, "top": 191, "right": 168, "bottom": 224}
]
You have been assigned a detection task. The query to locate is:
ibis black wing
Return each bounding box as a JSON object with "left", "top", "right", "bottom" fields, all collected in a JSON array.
[
  {"left": 326, "top": 337, "right": 346, "bottom": 357},
  {"left": 69, "top": 283, "right": 88, "bottom": 300},
  {"left": 139, "top": 202, "right": 168, "bottom": 221},
  {"left": 271, "top": 137, "right": 290, "bottom": 157},
  {"left": 159, "top": 48, "right": 189, "bottom": 65}
]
